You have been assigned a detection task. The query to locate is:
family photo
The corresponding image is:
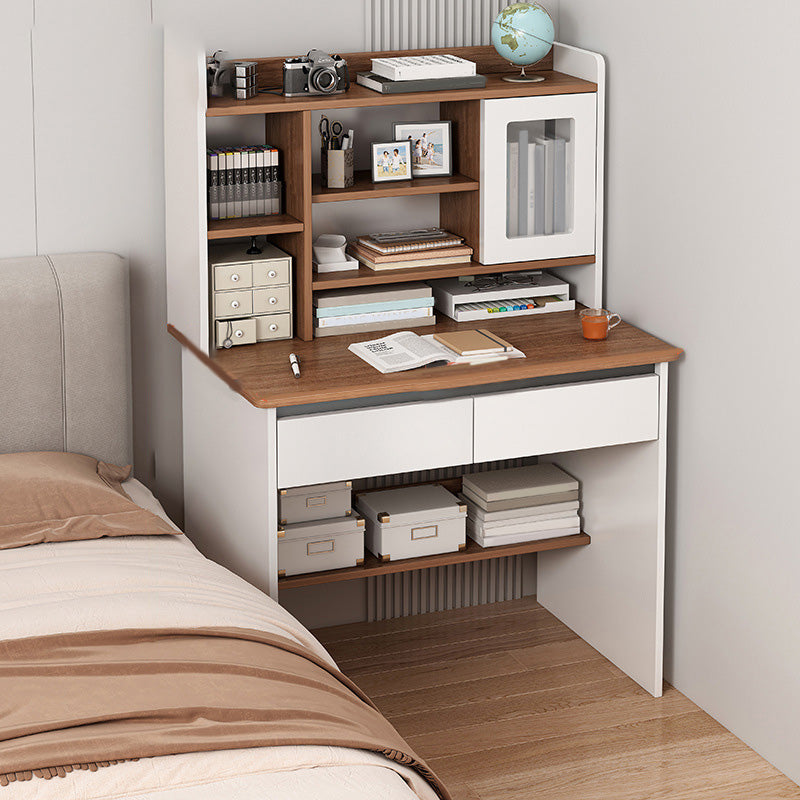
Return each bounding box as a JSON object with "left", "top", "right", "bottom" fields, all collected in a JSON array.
[
  {"left": 371, "top": 140, "right": 412, "bottom": 182},
  {"left": 393, "top": 121, "right": 453, "bottom": 177}
]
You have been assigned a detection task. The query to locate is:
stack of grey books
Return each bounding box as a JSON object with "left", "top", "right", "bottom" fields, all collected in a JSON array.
[{"left": 461, "top": 464, "right": 580, "bottom": 547}]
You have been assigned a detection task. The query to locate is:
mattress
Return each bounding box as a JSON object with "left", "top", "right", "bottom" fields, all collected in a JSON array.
[{"left": 0, "top": 479, "right": 438, "bottom": 800}]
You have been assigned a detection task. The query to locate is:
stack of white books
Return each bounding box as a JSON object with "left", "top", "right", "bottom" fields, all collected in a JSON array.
[{"left": 461, "top": 464, "right": 580, "bottom": 547}]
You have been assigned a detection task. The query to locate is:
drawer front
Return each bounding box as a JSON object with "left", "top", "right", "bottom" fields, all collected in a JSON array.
[
  {"left": 214, "top": 318, "right": 256, "bottom": 348},
  {"left": 253, "top": 259, "right": 291, "bottom": 286},
  {"left": 253, "top": 285, "right": 291, "bottom": 314},
  {"left": 254, "top": 312, "right": 291, "bottom": 341},
  {"left": 473, "top": 375, "right": 659, "bottom": 462},
  {"left": 278, "top": 530, "right": 363, "bottom": 577},
  {"left": 214, "top": 263, "right": 253, "bottom": 291},
  {"left": 215, "top": 290, "right": 252, "bottom": 318},
  {"left": 278, "top": 398, "right": 473, "bottom": 487}
]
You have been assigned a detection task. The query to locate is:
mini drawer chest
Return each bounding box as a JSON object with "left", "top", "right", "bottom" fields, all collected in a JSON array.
[{"left": 209, "top": 241, "right": 293, "bottom": 348}]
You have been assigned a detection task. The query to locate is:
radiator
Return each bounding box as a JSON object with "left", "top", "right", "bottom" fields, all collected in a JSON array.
[
  {"left": 365, "top": 0, "right": 508, "bottom": 50},
  {"left": 356, "top": 457, "right": 534, "bottom": 622}
]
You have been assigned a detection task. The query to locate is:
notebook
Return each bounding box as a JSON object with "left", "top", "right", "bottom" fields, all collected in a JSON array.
[{"left": 433, "top": 329, "right": 514, "bottom": 357}]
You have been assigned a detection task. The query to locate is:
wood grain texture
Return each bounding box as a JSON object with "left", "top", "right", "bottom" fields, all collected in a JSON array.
[
  {"left": 312, "top": 597, "right": 800, "bottom": 800},
  {"left": 311, "top": 256, "right": 594, "bottom": 291},
  {"left": 278, "top": 533, "right": 589, "bottom": 590},
  {"left": 207, "top": 72, "right": 595, "bottom": 117},
  {"left": 311, "top": 171, "right": 479, "bottom": 203},
  {"left": 207, "top": 213, "right": 303, "bottom": 239},
  {"left": 237, "top": 46, "right": 554, "bottom": 92},
  {"left": 265, "top": 111, "right": 313, "bottom": 339},
  {"left": 168, "top": 310, "right": 683, "bottom": 408}
]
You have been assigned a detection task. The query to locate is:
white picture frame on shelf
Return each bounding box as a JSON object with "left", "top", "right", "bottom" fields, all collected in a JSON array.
[
  {"left": 371, "top": 140, "right": 412, "bottom": 183},
  {"left": 392, "top": 120, "right": 453, "bottom": 177}
]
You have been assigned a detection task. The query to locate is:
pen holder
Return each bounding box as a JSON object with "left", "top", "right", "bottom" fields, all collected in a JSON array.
[{"left": 321, "top": 147, "right": 354, "bottom": 189}]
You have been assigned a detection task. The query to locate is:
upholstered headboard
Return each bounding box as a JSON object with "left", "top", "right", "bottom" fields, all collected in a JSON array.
[{"left": 0, "top": 253, "right": 132, "bottom": 466}]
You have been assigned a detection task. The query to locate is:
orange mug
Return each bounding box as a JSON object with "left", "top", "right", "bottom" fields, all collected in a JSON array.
[{"left": 580, "top": 308, "right": 621, "bottom": 340}]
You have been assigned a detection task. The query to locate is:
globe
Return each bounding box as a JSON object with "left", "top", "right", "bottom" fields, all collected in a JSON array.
[{"left": 491, "top": 2, "right": 555, "bottom": 83}]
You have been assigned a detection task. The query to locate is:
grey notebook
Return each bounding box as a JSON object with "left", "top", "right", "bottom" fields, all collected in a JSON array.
[
  {"left": 315, "top": 316, "right": 435, "bottom": 338},
  {"left": 461, "top": 486, "right": 579, "bottom": 512},
  {"left": 463, "top": 464, "right": 578, "bottom": 503},
  {"left": 314, "top": 282, "right": 431, "bottom": 308}
]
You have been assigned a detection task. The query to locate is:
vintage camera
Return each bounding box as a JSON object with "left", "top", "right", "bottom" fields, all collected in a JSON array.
[{"left": 282, "top": 49, "right": 349, "bottom": 97}]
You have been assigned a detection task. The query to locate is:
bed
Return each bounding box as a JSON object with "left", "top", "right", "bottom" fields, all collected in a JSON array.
[{"left": 0, "top": 254, "right": 445, "bottom": 800}]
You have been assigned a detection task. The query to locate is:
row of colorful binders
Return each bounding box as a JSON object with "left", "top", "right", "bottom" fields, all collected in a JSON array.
[{"left": 207, "top": 146, "right": 282, "bottom": 220}]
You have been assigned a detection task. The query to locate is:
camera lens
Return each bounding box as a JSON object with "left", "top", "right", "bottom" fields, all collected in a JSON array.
[{"left": 310, "top": 67, "right": 337, "bottom": 93}]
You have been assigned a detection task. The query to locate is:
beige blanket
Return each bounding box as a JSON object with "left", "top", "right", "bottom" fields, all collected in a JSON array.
[{"left": 0, "top": 626, "right": 448, "bottom": 799}]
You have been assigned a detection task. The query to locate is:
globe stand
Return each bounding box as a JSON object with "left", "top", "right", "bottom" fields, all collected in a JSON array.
[{"left": 502, "top": 64, "right": 545, "bottom": 83}]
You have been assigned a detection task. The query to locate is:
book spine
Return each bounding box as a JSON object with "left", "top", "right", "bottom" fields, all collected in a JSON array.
[
  {"left": 247, "top": 148, "right": 257, "bottom": 217},
  {"left": 553, "top": 136, "right": 567, "bottom": 233},
  {"left": 517, "top": 129, "right": 529, "bottom": 237},
  {"left": 507, "top": 141, "right": 519, "bottom": 237},
  {"left": 534, "top": 143, "right": 545, "bottom": 235},
  {"left": 224, "top": 150, "right": 235, "bottom": 219},
  {"left": 543, "top": 137, "right": 554, "bottom": 235},
  {"left": 255, "top": 146, "right": 265, "bottom": 216},
  {"left": 272, "top": 146, "right": 280, "bottom": 214},
  {"left": 315, "top": 307, "right": 433, "bottom": 328},
  {"left": 207, "top": 150, "right": 219, "bottom": 220},
  {"left": 526, "top": 142, "right": 536, "bottom": 234},
  {"left": 315, "top": 297, "right": 435, "bottom": 318}
]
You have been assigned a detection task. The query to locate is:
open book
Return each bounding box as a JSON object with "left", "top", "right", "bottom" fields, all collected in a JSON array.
[{"left": 348, "top": 330, "right": 525, "bottom": 374}]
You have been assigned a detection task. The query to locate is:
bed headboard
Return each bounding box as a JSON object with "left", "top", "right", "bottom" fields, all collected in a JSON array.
[{"left": 0, "top": 253, "right": 132, "bottom": 466}]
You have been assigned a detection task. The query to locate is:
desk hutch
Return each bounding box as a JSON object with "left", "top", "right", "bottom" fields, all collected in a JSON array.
[{"left": 164, "top": 36, "right": 682, "bottom": 698}]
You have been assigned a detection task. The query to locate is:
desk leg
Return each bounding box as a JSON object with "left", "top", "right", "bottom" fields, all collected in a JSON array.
[
  {"left": 537, "top": 362, "right": 669, "bottom": 697},
  {"left": 182, "top": 353, "right": 279, "bottom": 600}
]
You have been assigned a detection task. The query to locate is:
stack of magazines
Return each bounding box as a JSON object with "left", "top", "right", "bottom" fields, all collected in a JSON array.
[
  {"left": 461, "top": 464, "right": 581, "bottom": 547},
  {"left": 347, "top": 228, "right": 473, "bottom": 272}
]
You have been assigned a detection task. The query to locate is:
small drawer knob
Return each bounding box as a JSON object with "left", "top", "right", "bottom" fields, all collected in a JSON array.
[
  {"left": 268, "top": 269, "right": 277, "bottom": 278},
  {"left": 231, "top": 273, "right": 240, "bottom": 282},
  {"left": 234, "top": 329, "right": 244, "bottom": 338},
  {"left": 231, "top": 300, "right": 240, "bottom": 309},
  {"left": 269, "top": 296, "right": 278, "bottom": 305},
  {"left": 269, "top": 323, "right": 278, "bottom": 332}
]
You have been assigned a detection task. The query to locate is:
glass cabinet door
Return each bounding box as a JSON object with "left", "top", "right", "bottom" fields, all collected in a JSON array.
[{"left": 479, "top": 93, "right": 597, "bottom": 265}]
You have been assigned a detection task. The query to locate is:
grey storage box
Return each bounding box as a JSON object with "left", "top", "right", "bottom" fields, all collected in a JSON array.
[
  {"left": 279, "top": 480, "right": 352, "bottom": 524},
  {"left": 278, "top": 515, "right": 364, "bottom": 577},
  {"left": 356, "top": 484, "right": 466, "bottom": 561}
]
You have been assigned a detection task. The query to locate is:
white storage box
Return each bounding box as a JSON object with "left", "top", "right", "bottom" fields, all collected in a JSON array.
[
  {"left": 278, "top": 516, "right": 364, "bottom": 577},
  {"left": 356, "top": 484, "right": 466, "bottom": 561},
  {"left": 279, "top": 480, "right": 352, "bottom": 524}
]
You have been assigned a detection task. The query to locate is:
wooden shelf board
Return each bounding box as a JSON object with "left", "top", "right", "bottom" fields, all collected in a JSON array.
[
  {"left": 311, "top": 255, "right": 595, "bottom": 291},
  {"left": 207, "top": 72, "right": 597, "bottom": 117},
  {"left": 279, "top": 533, "right": 591, "bottom": 589},
  {"left": 207, "top": 214, "right": 304, "bottom": 239},
  {"left": 311, "top": 171, "right": 478, "bottom": 203},
  {"left": 168, "top": 310, "right": 683, "bottom": 409}
]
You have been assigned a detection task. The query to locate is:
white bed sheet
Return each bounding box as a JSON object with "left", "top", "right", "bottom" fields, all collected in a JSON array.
[{"left": 0, "top": 479, "right": 439, "bottom": 800}]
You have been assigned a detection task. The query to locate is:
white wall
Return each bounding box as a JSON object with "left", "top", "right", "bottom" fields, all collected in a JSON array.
[{"left": 559, "top": 0, "right": 800, "bottom": 786}]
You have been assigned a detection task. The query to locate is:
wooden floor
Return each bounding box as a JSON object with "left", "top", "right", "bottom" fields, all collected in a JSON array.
[{"left": 314, "top": 597, "right": 800, "bottom": 800}]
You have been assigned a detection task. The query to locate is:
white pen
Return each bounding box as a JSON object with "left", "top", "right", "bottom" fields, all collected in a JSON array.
[{"left": 289, "top": 353, "right": 301, "bottom": 379}]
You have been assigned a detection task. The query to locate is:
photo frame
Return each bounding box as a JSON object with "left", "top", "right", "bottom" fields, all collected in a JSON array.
[
  {"left": 392, "top": 121, "right": 453, "bottom": 177},
  {"left": 371, "top": 140, "right": 413, "bottom": 183}
]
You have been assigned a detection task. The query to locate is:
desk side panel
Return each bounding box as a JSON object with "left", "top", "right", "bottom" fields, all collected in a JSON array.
[
  {"left": 537, "top": 365, "right": 667, "bottom": 696},
  {"left": 182, "top": 353, "right": 278, "bottom": 598}
]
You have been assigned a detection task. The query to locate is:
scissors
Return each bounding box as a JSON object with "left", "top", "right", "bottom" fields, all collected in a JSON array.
[{"left": 319, "top": 115, "right": 344, "bottom": 149}]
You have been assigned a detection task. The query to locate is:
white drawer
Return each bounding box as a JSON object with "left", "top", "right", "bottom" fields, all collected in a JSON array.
[
  {"left": 278, "top": 398, "right": 473, "bottom": 487},
  {"left": 214, "top": 263, "right": 253, "bottom": 291},
  {"left": 253, "top": 260, "right": 291, "bottom": 286},
  {"left": 254, "top": 312, "right": 291, "bottom": 341},
  {"left": 253, "top": 285, "right": 291, "bottom": 314},
  {"left": 215, "top": 318, "right": 256, "bottom": 348},
  {"left": 473, "top": 375, "right": 659, "bottom": 462},
  {"left": 215, "top": 289, "right": 253, "bottom": 318}
]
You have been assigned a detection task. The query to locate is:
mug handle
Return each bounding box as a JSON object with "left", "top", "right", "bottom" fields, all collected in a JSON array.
[{"left": 607, "top": 313, "right": 621, "bottom": 329}]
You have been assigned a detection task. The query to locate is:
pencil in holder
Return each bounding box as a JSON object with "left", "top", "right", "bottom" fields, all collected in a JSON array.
[{"left": 321, "top": 147, "right": 354, "bottom": 189}]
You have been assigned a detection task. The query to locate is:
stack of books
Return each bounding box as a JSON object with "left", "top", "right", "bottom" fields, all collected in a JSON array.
[
  {"left": 507, "top": 127, "right": 572, "bottom": 237},
  {"left": 461, "top": 464, "right": 581, "bottom": 547},
  {"left": 347, "top": 228, "right": 473, "bottom": 272},
  {"left": 356, "top": 54, "right": 487, "bottom": 94},
  {"left": 207, "top": 145, "right": 281, "bottom": 221},
  {"left": 313, "top": 282, "right": 435, "bottom": 338}
]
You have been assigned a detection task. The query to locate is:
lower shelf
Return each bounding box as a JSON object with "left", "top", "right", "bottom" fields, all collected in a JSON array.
[{"left": 278, "top": 532, "right": 590, "bottom": 590}]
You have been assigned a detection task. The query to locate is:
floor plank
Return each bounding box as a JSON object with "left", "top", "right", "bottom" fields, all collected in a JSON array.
[{"left": 313, "top": 597, "right": 800, "bottom": 799}]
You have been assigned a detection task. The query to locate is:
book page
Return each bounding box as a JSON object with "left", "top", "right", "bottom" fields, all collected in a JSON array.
[{"left": 348, "top": 331, "right": 451, "bottom": 374}]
